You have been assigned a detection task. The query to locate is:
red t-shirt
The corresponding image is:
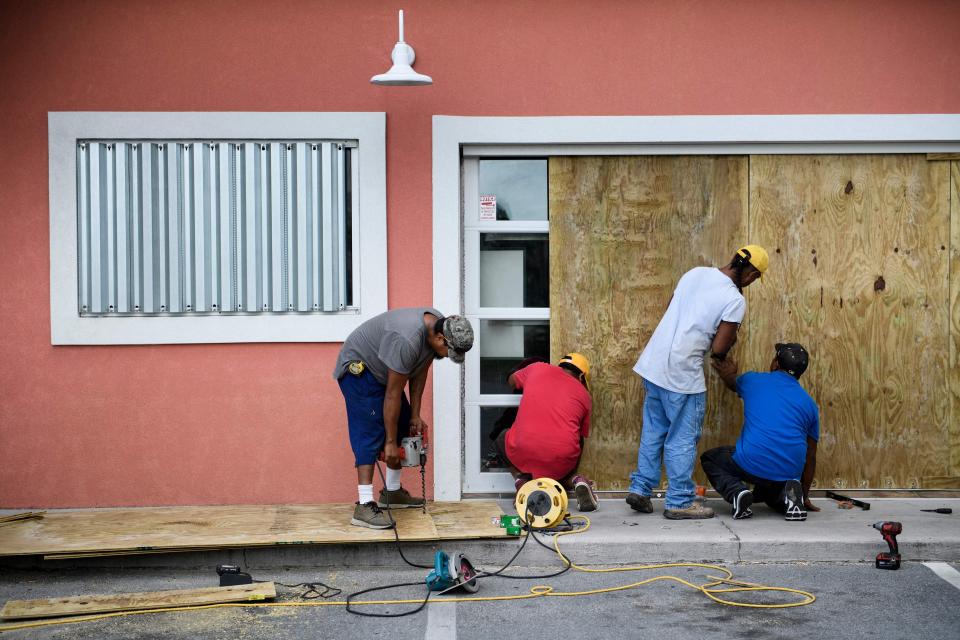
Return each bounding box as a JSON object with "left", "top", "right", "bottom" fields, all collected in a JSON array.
[{"left": 505, "top": 362, "right": 592, "bottom": 479}]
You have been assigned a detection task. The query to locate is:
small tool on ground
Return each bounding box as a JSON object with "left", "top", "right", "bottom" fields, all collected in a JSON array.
[
  {"left": 870, "top": 521, "right": 901, "bottom": 570},
  {"left": 826, "top": 491, "right": 870, "bottom": 510},
  {"left": 425, "top": 550, "right": 479, "bottom": 593},
  {"left": 920, "top": 508, "right": 952, "bottom": 514}
]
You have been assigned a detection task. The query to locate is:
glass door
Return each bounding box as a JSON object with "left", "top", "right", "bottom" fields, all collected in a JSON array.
[{"left": 462, "top": 158, "right": 549, "bottom": 493}]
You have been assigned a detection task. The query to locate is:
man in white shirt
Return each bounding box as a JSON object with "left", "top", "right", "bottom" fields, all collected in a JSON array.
[{"left": 626, "top": 245, "right": 769, "bottom": 519}]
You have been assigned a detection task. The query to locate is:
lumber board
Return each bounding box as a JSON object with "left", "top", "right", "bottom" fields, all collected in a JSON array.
[
  {"left": 0, "top": 501, "right": 506, "bottom": 557},
  {"left": 928, "top": 153, "right": 960, "bottom": 161},
  {"left": 0, "top": 512, "right": 45, "bottom": 525},
  {"left": 549, "top": 156, "right": 747, "bottom": 489},
  {"left": 950, "top": 162, "right": 960, "bottom": 478},
  {"left": 748, "top": 154, "right": 951, "bottom": 489},
  {"left": 0, "top": 583, "right": 276, "bottom": 620}
]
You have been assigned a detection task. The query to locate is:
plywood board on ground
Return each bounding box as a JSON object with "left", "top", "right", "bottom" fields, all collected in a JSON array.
[
  {"left": 0, "top": 583, "right": 275, "bottom": 620},
  {"left": 0, "top": 501, "right": 506, "bottom": 557}
]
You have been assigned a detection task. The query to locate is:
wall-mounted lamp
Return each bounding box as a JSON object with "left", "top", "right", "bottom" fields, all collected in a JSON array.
[{"left": 370, "top": 9, "right": 433, "bottom": 86}]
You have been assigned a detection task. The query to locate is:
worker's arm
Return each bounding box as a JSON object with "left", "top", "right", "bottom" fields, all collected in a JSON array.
[
  {"left": 710, "top": 356, "right": 739, "bottom": 392},
  {"left": 383, "top": 369, "right": 411, "bottom": 468},
  {"left": 801, "top": 437, "right": 820, "bottom": 512},
  {"left": 407, "top": 362, "right": 431, "bottom": 437},
  {"left": 710, "top": 321, "right": 740, "bottom": 360}
]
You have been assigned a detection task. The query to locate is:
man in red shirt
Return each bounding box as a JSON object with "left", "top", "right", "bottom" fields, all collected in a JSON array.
[{"left": 494, "top": 353, "right": 598, "bottom": 512}]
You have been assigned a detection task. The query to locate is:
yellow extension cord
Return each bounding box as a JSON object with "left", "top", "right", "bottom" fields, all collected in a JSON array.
[{"left": 0, "top": 515, "right": 815, "bottom": 633}]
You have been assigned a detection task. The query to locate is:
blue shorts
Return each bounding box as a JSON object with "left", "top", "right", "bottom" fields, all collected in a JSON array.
[{"left": 338, "top": 368, "right": 411, "bottom": 466}]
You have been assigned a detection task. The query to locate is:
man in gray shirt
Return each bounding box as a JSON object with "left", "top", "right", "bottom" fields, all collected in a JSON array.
[{"left": 334, "top": 308, "right": 474, "bottom": 528}]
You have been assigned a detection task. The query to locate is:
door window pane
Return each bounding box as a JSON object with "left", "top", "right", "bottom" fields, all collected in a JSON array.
[
  {"left": 478, "top": 159, "right": 548, "bottom": 221},
  {"left": 479, "top": 319, "right": 549, "bottom": 394},
  {"left": 479, "top": 233, "right": 548, "bottom": 308},
  {"left": 480, "top": 406, "right": 515, "bottom": 472}
]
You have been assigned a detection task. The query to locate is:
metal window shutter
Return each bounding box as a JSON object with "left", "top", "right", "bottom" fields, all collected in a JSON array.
[{"left": 76, "top": 141, "right": 351, "bottom": 315}]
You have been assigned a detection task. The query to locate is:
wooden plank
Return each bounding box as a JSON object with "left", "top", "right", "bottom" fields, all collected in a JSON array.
[
  {"left": 549, "top": 156, "right": 747, "bottom": 489},
  {"left": 748, "top": 154, "right": 951, "bottom": 489},
  {"left": 0, "top": 512, "right": 45, "bottom": 525},
  {"left": 950, "top": 162, "right": 960, "bottom": 481},
  {"left": 0, "top": 583, "right": 276, "bottom": 621},
  {"left": 928, "top": 153, "right": 960, "bottom": 161},
  {"left": 0, "top": 501, "right": 505, "bottom": 557},
  {"left": 922, "top": 476, "right": 960, "bottom": 490}
]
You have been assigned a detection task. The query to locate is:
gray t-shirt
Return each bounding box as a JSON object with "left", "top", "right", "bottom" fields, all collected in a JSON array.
[{"left": 333, "top": 307, "right": 443, "bottom": 384}]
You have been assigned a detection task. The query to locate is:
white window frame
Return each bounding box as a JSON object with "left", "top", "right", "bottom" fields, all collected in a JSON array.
[
  {"left": 462, "top": 157, "right": 550, "bottom": 491},
  {"left": 433, "top": 114, "right": 960, "bottom": 501},
  {"left": 49, "top": 112, "right": 387, "bottom": 344}
]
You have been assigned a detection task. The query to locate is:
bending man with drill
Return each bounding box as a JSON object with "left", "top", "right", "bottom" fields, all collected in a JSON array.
[
  {"left": 334, "top": 308, "right": 474, "bottom": 529},
  {"left": 701, "top": 343, "right": 819, "bottom": 521}
]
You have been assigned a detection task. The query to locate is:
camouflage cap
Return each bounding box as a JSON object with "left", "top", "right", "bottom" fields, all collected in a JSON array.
[
  {"left": 442, "top": 315, "right": 474, "bottom": 364},
  {"left": 775, "top": 342, "right": 809, "bottom": 379}
]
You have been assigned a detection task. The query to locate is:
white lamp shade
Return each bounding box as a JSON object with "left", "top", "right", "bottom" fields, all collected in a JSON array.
[{"left": 371, "top": 10, "right": 433, "bottom": 86}]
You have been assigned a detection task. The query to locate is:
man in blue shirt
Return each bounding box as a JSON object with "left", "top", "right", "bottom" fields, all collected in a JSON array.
[{"left": 701, "top": 343, "right": 819, "bottom": 521}]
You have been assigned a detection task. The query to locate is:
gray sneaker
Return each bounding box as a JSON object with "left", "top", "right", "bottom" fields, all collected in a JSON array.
[
  {"left": 572, "top": 475, "right": 598, "bottom": 512},
  {"left": 378, "top": 486, "right": 425, "bottom": 509},
  {"left": 664, "top": 502, "right": 715, "bottom": 520},
  {"left": 626, "top": 492, "right": 653, "bottom": 513},
  {"left": 351, "top": 501, "right": 394, "bottom": 529}
]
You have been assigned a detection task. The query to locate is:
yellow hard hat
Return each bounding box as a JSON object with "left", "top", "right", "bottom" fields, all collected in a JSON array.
[
  {"left": 559, "top": 353, "right": 591, "bottom": 392},
  {"left": 559, "top": 352, "right": 590, "bottom": 377},
  {"left": 737, "top": 244, "right": 769, "bottom": 278}
]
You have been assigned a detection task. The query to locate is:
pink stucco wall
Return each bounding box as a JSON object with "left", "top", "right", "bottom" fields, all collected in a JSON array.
[{"left": 1, "top": 1, "right": 958, "bottom": 508}]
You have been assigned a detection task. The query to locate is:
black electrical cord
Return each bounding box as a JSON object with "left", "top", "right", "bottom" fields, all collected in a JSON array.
[
  {"left": 346, "top": 580, "right": 433, "bottom": 618},
  {"left": 345, "top": 465, "right": 583, "bottom": 618},
  {"left": 275, "top": 581, "right": 342, "bottom": 600}
]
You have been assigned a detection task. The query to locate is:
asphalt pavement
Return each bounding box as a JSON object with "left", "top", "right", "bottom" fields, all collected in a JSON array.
[{"left": 1, "top": 561, "right": 959, "bottom": 639}]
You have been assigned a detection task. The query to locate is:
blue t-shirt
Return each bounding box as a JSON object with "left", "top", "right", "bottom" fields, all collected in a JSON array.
[{"left": 732, "top": 371, "right": 820, "bottom": 482}]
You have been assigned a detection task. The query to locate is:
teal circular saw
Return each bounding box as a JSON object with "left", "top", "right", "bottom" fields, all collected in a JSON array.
[{"left": 425, "top": 550, "right": 479, "bottom": 593}]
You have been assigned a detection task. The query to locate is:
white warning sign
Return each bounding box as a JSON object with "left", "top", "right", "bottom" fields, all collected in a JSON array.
[{"left": 479, "top": 195, "right": 497, "bottom": 221}]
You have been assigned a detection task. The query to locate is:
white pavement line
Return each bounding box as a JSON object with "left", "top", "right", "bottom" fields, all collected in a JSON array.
[
  {"left": 923, "top": 562, "right": 960, "bottom": 591},
  {"left": 424, "top": 598, "right": 457, "bottom": 640}
]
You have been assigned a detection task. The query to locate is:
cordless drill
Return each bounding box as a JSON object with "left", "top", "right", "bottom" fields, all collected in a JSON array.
[{"left": 871, "top": 521, "right": 902, "bottom": 570}]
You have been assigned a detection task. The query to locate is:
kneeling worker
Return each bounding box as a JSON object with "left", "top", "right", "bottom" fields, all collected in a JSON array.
[
  {"left": 334, "top": 308, "right": 474, "bottom": 529},
  {"left": 701, "top": 343, "right": 819, "bottom": 521},
  {"left": 494, "top": 354, "right": 598, "bottom": 512}
]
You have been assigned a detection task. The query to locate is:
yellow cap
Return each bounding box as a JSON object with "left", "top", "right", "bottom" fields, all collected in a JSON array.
[
  {"left": 737, "top": 244, "right": 769, "bottom": 278},
  {"left": 559, "top": 353, "right": 591, "bottom": 392},
  {"left": 559, "top": 352, "right": 590, "bottom": 377}
]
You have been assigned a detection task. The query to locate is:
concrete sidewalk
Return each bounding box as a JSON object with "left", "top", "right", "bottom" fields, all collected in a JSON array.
[
  {"left": 495, "top": 496, "right": 960, "bottom": 565},
  {"left": 1, "top": 498, "right": 957, "bottom": 570}
]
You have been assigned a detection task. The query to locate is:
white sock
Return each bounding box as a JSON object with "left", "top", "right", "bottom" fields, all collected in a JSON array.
[
  {"left": 386, "top": 467, "right": 402, "bottom": 491},
  {"left": 358, "top": 484, "right": 374, "bottom": 504}
]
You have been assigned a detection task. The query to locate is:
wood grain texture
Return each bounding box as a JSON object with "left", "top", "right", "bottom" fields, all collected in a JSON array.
[
  {"left": 549, "top": 156, "right": 747, "bottom": 489},
  {"left": 950, "top": 162, "right": 960, "bottom": 478},
  {"left": 927, "top": 153, "right": 960, "bottom": 161},
  {"left": 748, "top": 154, "right": 951, "bottom": 489},
  {"left": 0, "top": 583, "right": 276, "bottom": 620},
  {"left": 0, "top": 501, "right": 506, "bottom": 557}
]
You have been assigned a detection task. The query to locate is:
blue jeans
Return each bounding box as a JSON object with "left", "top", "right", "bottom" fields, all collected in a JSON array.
[{"left": 628, "top": 379, "right": 706, "bottom": 510}]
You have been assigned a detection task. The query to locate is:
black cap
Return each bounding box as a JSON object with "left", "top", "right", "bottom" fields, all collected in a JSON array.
[{"left": 775, "top": 343, "right": 809, "bottom": 379}]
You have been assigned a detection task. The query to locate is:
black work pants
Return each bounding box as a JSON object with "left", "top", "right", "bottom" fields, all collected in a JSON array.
[{"left": 700, "top": 446, "right": 788, "bottom": 514}]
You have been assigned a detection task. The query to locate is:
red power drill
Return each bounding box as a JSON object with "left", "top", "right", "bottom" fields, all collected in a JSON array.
[{"left": 870, "top": 521, "right": 902, "bottom": 570}]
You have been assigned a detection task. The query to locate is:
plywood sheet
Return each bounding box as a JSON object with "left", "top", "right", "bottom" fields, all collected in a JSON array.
[
  {"left": 0, "top": 501, "right": 506, "bottom": 557},
  {"left": 748, "top": 154, "right": 951, "bottom": 489},
  {"left": 0, "top": 583, "right": 276, "bottom": 620},
  {"left": 950, "top": 162, "right": 960, "bottom": 478},
  {"left": 549, "top": 156, "right": 748, "bottom": 489}
]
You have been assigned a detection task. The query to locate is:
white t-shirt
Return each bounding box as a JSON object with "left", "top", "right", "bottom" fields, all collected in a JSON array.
[{"left": 633, "top": 267, "right": 746, "bottom": 394}]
